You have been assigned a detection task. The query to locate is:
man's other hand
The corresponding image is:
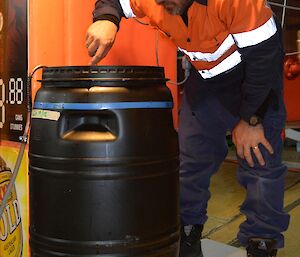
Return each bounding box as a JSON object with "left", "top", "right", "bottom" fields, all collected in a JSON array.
[{"left": 232, "top": 119, "right": 274, "bottom": 167}]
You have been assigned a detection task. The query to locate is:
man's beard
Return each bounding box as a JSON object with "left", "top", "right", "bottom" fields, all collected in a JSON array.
[
  {"left": 164, "top": 0, "right": 193, "bottom": 15},
  {"left": 166, "top": 5, "right": 182, "bottom": 15}
]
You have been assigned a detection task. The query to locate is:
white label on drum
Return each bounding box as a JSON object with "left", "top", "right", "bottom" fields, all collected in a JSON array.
[{"left": 32, "top": 109, "right": 60, "bottom": 121}]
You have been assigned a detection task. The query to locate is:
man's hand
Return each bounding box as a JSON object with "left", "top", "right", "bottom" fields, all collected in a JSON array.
[
  {"left": 86, "top": 20, "right": 118, "bottom": 65},
  {"left": 232, "top": 119, "right": 274, "bottom": 167}
]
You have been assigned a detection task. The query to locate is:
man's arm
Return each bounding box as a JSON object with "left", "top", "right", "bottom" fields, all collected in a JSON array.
[
  {"left": 231, "top": 30, "right": 283, "bottom": 167},
  {"left": 93, "top": 0, "right": 124, "bottom": 29},
  {"left": 218, "top": 0, "right": 284, "bottom": 166},
  {"left": 232, "top": 27, "right": 284, "bottom": 166},
  {"left": 218, "top": 0, "right": 283, "bottom": 123},
  {"left": 86, "top": 0, "right": 125, "bottom": 65},
  {"left": 237, "top": 24, "right": 284, "bottom": 124}
]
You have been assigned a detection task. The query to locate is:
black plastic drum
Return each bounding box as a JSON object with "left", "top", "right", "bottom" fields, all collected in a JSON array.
[{"left": 29, "top": 66, "right": 179, "bottom": 257}]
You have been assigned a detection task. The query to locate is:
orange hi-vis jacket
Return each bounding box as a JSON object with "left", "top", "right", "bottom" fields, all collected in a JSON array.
[
  {"left": 118, "top": 0, "right": 276, "bottom": 79},
  {"left": 93, "top": 0, "right": 284, "bottom": 122}
]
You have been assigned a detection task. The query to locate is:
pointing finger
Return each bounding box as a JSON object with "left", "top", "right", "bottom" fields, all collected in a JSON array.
[
  {"left": 89, "top": 45, "right": 108, "bottom": 65},
  {"left": 85, "top": 34, "right": 94, "bottom": 48},
  {"left": 87, "top": 40, "right": 99, "bottom": 57}
]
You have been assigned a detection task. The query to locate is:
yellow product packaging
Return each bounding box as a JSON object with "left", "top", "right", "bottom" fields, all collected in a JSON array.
[{"left": 0, "top": 157, "right": 23, "bottom": 257}]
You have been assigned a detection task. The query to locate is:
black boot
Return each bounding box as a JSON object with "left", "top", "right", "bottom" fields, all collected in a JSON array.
[
  {"left": 179, "top": 224, "right": 203, "bottom": 257},
  {"left": 246, "top": 238, "right": 278, "bottom": 257}
]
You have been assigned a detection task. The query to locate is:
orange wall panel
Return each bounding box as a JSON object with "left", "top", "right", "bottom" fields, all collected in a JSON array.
[{"left": 29, "top": 0, "right": 65, "bottom": 67}]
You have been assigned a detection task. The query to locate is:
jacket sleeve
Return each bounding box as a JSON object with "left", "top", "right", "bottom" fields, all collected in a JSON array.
[
  {"left": 237, "top": 26, "right": 285, "bottom": 122},
  {"left": 218, "top": 0, "right": 284, "bottom": 122},
  {"left": 93, "top": 0, "right": 125, "bottom": 28}
]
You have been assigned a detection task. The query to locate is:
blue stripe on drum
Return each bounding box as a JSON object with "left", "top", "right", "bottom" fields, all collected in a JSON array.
[{"left": 33, "top": 101, "right": 173, "bottom": 110}]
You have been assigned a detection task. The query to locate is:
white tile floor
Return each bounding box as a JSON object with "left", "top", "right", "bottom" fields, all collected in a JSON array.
[{"left": 202, "top": 239, "right": 246, "bottom": 257}]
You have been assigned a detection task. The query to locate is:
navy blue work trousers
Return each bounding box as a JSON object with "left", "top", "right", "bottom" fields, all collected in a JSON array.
[{"left": 179, "top": 64, "right": 290, "bottom": 248}]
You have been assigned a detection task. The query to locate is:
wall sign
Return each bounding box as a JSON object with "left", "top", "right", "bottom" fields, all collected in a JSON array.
[{"left": 0, "top": 0, "right": 27, "bottom": 142}]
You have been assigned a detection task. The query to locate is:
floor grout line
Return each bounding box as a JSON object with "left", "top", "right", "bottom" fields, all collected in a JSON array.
[
  {"left": 284, "top": 178, "right": 300, "bottom": 191},
  {"left": 284, "top": 198, "right": 300, "bottom": 212},
  {"left": 203, "top": 213, "right": 243, "bottom": 238}
]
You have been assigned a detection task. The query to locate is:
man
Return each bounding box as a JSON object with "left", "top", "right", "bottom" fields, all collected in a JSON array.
[{"left": 86, "top": 1, "right": 290, "bottom": 257}]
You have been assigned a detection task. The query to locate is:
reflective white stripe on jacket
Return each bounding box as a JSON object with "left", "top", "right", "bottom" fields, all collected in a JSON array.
[
  {"left": 178, "top": 34, "right": 235, "bottom": 62},
  {"left": 233, "top": 17, "right": 277, "bottom": 48},
  {"left": 178, "top": 17, "right": 277, "bottom": 78},
  {"left": 198, "top": 51, "right": 242, "bottom": 79}
]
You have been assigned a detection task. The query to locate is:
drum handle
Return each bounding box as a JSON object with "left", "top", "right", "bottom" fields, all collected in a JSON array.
[
  {"left": 59, "top": 111, "right": 118, "bottom": 142},
  {"left": 0, "top": 65, "right": 46, "bottom": 219}
]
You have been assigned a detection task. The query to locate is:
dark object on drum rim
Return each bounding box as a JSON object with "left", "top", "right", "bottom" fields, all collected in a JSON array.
[{"left": 29, "top": 66, "right": 179, "bottom": 257}]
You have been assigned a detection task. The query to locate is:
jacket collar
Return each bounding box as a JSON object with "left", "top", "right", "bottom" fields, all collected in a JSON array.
[{"left": 195, "top": 0, "right": 208, "bottom": 5}]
